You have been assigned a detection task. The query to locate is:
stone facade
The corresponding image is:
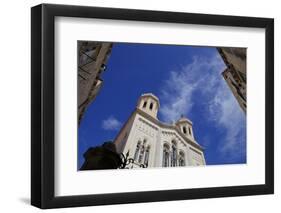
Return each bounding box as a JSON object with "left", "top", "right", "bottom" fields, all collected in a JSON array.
[
  {"left": 78, "top": 41, "right": 113, "bottom": 124},
  {"left": 114, "top": 93, "right": 206, "bottom": 169},
  {"left": 217, "top": 47, "right": 247, "bottom": 113}
]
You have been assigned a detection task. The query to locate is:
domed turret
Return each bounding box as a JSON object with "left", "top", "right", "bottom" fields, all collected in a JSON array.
[
  {"left": 175, "top": 116, "right": 194, "bottom": 139},
  {"left": 137, "top": 93, "right": 160, "bottom": 119}
]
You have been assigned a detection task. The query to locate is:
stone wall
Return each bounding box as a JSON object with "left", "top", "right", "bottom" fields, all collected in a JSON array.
[
  {"left": 217, "top": 47, "right": 247, "bottom": 113},
  {"left": 78, "top": 41, "right": 113, "bottom": 124}
]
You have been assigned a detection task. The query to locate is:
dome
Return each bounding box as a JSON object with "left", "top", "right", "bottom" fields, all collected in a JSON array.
[{"left": 175, "top": 116, "right": 193, "bottom": 125}]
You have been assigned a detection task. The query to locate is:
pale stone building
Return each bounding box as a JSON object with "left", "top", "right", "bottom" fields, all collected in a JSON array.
[
  {"left": 78, "top": 41, "right": 113, "bottom": 124},
  {"left": 217, "top": 47, "right": 247, "bottom": 113},
  {"left": 114, "top": 93, "right": 206, "bottom": 169}
]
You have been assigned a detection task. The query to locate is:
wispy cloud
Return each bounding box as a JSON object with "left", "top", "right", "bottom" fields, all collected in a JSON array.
[
  {"left": 159, "top": 54, "right": 225, "bottom": 122},
  {"left": 159, "top": 50, "right": 246, "bottom": 161},
  {"left": 101, "top": 116, "right": 122, "bottom": 131},
  {"left": 208, "top": 80, "right": 246, "bottom": 159}
]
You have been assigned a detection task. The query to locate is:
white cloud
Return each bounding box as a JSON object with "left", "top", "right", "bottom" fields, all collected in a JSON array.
[
  {"left": 208, "top": 79, "right": 246, "bottom": 159},
  {"left": 159, "top": 51, "right": 246, "bottom": 160},
  {"left": 159, "top": 54, "right": 225, "bottom": 122},
  {"left": 101, "top": 116, "right": 122, "bottom": 131}
]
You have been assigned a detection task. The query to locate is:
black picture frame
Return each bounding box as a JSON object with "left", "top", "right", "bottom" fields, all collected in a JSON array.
[{"left": 31, "top": 3, "right": 274, "bottom": 209}]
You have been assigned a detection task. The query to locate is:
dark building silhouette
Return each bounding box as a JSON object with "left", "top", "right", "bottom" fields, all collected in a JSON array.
[{"left": 80, "top": 142, "right": 122, "bottom": 170}]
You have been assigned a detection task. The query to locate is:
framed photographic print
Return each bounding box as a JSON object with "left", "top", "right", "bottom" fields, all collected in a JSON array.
[{"left": 31, "top": 3, "right": 274, "bottom": 209}]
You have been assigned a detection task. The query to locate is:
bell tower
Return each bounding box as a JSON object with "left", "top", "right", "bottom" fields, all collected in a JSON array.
[
  {"left": 175, "top": 116, "right": 194, "bottom": 140},
  {"left": 137, "top": 93, "right": 160, "bottom": 119}
]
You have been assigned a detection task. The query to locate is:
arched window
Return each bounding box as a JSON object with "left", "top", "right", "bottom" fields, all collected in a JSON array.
[
  {"left": 188, "top": 127, "right": 192, "bottom": 135},
  {"left": 171, "top": 141, "right": 177, "bottom": 167},
  {"left": 149, "top": 102, "right": 153, "bottom": 110},
  {"left": 178, "top": 151, "right": 185, "bottom": 167},
  {"left": 144, "top": 146, "right": 150, "bottom": 166},
  {"left": 183, "top": 126, "right": 187, "bottom": 134},
  {"left": 138, "top": 144, "right": 145, "bottom": 163},
  {"left": 134, "top": 141, "right": 141, "bottom": 161},
  {"left": 143, "top": 101, "right": 147, "bottom": 108},
  {"left": 162, "top": 144, "right": 170, "bottom": 167},
  {"left": 143, "top": 139, "right": 147, "bottom": 145}
]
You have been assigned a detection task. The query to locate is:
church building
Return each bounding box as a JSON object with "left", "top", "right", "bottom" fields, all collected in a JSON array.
[{"left": 114, "top": 93, "right": 206, "bottom": 169}]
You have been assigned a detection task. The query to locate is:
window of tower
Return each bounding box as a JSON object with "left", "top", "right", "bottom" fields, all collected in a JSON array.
[
  {"left": 149, "top": 102, "right": 153, "bottom": 110},
  {"left": 183, "top": 126, "right": 187, "bottom": 134},
  {"left": 143, "top": 101, "right": 147, "bottom": 108},
  {"left": 188, "top": 127, "right": 192, "bottom": 135}
]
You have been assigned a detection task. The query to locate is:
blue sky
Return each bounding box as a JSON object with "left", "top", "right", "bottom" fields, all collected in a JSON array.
[{"left": 78, "top": 43, "right": 246, "bottom": 169}]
